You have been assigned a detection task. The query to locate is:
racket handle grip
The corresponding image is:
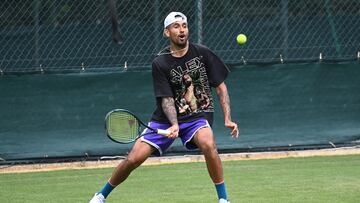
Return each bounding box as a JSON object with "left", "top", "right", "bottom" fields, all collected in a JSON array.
[{"left": 157, "top": 129, "right": 171, "bottom": 136}]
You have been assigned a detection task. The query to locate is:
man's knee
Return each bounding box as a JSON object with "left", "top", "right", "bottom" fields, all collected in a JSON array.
[
  {"left": 122, "top": 140, "right": 153, "bottom": 169},
  {"left": 123, "top": 155, "right": 144, "bottom": 170},
  {"left": 195, "top": 130, "right": 218, "bottom": 154},
  {"left": 201, "top": 139, "right": 218, "bottom": 153}
]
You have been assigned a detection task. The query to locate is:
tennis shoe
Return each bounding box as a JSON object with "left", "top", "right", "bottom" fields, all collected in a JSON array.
[
  {"left": 219, "top": 198, "right": 230, "bottom": 203},
  {"left": 89, "top": 193, "right": 105, "bottom": 203}
]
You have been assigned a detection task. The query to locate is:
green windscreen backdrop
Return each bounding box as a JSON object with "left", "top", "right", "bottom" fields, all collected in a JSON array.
[{"left": 0, "top": 62, "right": 359, "bottom": 161}]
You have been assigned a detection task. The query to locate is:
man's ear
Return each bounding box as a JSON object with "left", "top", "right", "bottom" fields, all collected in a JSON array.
[{"left": 163, "top": 28, "right": 170, "bottom": 38}]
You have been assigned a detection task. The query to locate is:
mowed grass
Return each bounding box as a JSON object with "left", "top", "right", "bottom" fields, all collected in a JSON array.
[{"left": 1, "top": 155, "right": 360, "bottom": 203}]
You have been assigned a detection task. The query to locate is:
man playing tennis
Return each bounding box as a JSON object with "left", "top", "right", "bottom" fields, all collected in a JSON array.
[{"left": 90, "top": 11, "right": 239, "bottom": 203}]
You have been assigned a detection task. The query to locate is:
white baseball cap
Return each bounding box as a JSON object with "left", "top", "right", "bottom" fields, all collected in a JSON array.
[{"left": 164, "top": 12, "right": 187, "bottom": 28}]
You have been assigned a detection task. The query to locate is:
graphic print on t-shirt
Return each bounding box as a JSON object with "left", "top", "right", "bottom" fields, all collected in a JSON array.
[{"left": 169, "top": 56, "right": 214, "bottom": 116}]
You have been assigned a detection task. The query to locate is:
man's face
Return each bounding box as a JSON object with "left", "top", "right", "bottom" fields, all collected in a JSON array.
[{"left": 164, "top": 20, "right": 189, "bottom": 47}]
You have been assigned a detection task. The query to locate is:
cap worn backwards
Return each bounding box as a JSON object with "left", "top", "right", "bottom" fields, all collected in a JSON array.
[{"left": 164, "top": 12, "right": 187, "bottom": 28}]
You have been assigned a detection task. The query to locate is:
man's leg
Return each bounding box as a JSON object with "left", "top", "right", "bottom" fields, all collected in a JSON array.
[
  {"left": 193, "top": 127, "right": 229, "bottom": 202},
  {"left": 109, "top": 139, "right": 155, "bottom": 186},
  {"left": 90, "top": 139, "right": 155, "bottom": 202}
]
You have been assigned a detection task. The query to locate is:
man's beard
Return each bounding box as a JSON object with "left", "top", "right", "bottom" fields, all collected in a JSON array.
[{"left": 172, "top": 35, "right": 188, "bottom": 48}]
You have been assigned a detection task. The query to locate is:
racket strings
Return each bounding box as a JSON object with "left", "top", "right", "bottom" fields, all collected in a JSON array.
[{"left": 107, "top": 112, "right": 139, "bottom": 142}]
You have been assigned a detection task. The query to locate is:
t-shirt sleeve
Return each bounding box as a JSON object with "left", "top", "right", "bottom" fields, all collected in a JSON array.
[
  {"left": 202, "top": 46, "right": 229, "bottom": 87},
  {"left": 152, "top": 60, "right": 174, "bottom": 97}
]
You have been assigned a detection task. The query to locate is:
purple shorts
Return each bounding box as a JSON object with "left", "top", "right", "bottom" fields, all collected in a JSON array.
[{"left": 140, "top": 118, "right": 210, "bottom": 156}]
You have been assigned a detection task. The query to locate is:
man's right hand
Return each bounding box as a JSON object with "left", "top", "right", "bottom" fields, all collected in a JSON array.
[{"left": 167, "top": 124, "right": 179, "bottom": 139}]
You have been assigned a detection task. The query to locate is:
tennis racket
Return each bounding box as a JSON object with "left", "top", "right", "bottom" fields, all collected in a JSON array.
[{"left": 105, "top": 109, "right": 170, "bottom": 144}]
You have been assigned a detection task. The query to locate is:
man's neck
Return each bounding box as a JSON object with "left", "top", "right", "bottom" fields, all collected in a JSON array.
[{"left": 170, "top": 42, "right": 189, "bottom": 57}]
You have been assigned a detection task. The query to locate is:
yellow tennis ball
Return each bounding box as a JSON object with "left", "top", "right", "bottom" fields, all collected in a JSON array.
[{"left": 236, "top": 34, "right": 247, "bottom": 45}]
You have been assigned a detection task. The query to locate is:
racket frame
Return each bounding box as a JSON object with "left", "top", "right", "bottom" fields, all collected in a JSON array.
[{"left": 105, "top": 109, "right": 169, "bottom": 144}]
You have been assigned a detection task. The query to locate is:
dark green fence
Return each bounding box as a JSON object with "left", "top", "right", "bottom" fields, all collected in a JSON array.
[{"left": 1, "top": 0, "right": 360, "bottom": 73}]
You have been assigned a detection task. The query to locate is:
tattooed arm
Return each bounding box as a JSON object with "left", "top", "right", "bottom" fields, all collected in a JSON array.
[
  {"left": 162, "top": 97, "right": 179, "bottom": 138},
  {"left": 216, "top": 82, "right": 239, "bottom": 137}
]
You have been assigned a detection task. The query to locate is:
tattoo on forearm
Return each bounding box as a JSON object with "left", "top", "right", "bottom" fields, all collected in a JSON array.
[
  {"left": 162, "top": 97, "right": 178, "bottom": 125},
  {"left": 218, "top": 90, "right": 231, "bottom": 120}
]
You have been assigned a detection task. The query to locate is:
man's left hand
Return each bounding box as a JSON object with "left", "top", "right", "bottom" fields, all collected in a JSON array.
[{"left": 225, "top": 121, "right": 239, "bottom": 138}]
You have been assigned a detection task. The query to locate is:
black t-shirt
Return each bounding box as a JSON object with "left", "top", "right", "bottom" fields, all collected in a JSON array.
[{"left": 151, "top": 43, "right": 229, "bottom": 123}]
